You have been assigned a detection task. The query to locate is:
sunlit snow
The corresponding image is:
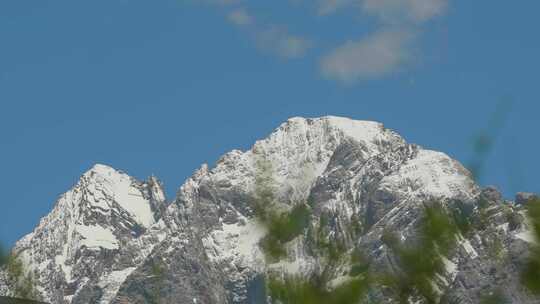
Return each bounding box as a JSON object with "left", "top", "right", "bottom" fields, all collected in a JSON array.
[{"left": 76, "top": 224, "right": 119, "bottom": 250}]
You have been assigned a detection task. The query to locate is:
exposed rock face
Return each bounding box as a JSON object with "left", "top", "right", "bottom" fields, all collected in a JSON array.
[
  {"left": 0, "top": 116, "right": 537, "bottom": 303},
  {"left": 516, "top": 192, "right": 539, "bottom": 205},
  {"left": 0, "top": 165, "right": 168, "bottom": 304},
  {"left": 0, "top": 296, "right": 48, "bottom": 304}
]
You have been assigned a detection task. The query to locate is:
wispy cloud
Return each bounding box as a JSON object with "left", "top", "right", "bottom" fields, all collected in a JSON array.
[
  {"left": 317, "top": 0, "right": 447, "bottom": 22},
  {"left": 203, "top": 0, "right": 241, "bottom": 6},
  {"left": 317, "top": 0, "right": 356, "bottom": 15},
  {"left": 224, "top": 7, "right": 313, "bottom": 59},
  {"left": 320, "top": 29, "right": 415, "bottom": 83},
  {"left": 227, "top": 8, "right": 254, "bottom": 26},
  {"left": 362, "top": 0, "right": 448, "bottom": 23},
  {"left": 318, "top": 0, "right": 447, "bottom": 83},
  {"left": 197, "top": 0, "right": 448, "bottom": 83},
  {"left": 255, "top": 27, "right": 313, "bottom": 59}
]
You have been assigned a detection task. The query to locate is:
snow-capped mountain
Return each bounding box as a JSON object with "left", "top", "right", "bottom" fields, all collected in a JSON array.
[
  {"left": 0, "top": 165, "right": 168, "bottom": 304},
  {"left": 0, "top": 116, "right": 536, "bottom": 303}
]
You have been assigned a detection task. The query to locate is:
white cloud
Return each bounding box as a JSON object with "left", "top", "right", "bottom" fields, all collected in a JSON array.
[
  {"left": 317, "top": 0, "right": 446, "bottom": 83},
  {"left": 318, "top": 0, "right": 356, "bottom": 15},
  {"left": 203, "top": 0, "right": 241, "bottom": 6},
  {"left": 320, "top": 29, "right": 415, "bottom": 83},
  {"left": 362, "top": 0, "right": 447, "bottom": 23},
  {"left": 407, "top": 0, "right": 448, "bottom": 22},
  {"left": 223, "top": 6, "right": 312, "bottom": 59},
  {"left": 209, "top": 3, "right": 314, "bottom": 60},
  {"left": 227, "top": 8, "right": 254, "bottom": 26},
  {"left": 196, "top": 0, "right": 448, "bottom": 80},
  {"left": 317, "top": 0, "right": 447, "bottom": 23},
  {"left": 255, "top": 27, "right": 313, "bottom": 59}
]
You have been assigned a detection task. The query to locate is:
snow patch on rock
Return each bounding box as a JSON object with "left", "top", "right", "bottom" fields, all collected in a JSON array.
[
  {"left": 85, "top": 164, "right": 155, "bottom": 227},
  {"left": 203, "top": 217, "right": 267, "bottom": 270},
  {"left": 380, "top": 149, "right": 476, "bottom": 199},
  {"left": 76, "top": 224, "right": 119, "bottom": 250},
  {"left": 516, "top": 229, "right": 536, "bottom": 244},
  {"left": 98, "top": 267, "right": 137, "bottom": 304}
]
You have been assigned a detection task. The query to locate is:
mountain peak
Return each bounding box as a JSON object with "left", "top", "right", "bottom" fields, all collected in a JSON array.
[
  {"left": 75, "top": 164, "right": 157, "bottom": 228},
  {"left": 2, "top": 116, "right": 523, "bottom": 304},
  {"left": 83, "top": 163, "right": 123, "bottom": 180},
  {"left": 274, "top": 116, "right": 390, "bottom": 151}
]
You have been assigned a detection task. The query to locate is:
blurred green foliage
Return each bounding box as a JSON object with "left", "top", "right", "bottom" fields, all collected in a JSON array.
[
  {"left": 151, "top": 260, "right": 164, "bottom": 279},
  {"left": 5, "top": 255, "right": 41, "bottom": 301},
  {"left": 520, "top": 198, "right": 540, "bottom": 294},
  {"left": 268, "top": 274, "right": 370, "bottom": 304},
  {"left": 0, "top": 242, "right": 42, "bottom": 301},
  {"left": 259, "top": 203, "right": 311, "bottom": 261},
  {"left": 0, "top": 107, "right": 535, "bottom": 303},
  {"left": 468, "top": 99, "right": 512, "bottom": 182},
  {"left": 253, "top": 155, "right": 373, "bottom": 303},
  {"left": 252, "top": 157, "right": 277, "bottom": 222},
  {"left": 0, "top": 244, "right": 7, "bottom": 267},
  {"left": 380, "top": 203, "right": 459, "bottom": 303},
  {"left": 264, "top": 214, "right": 373, "bottom": 304},
  {"left": 449, "top": 200, "right": 474, "bottom": 236},
  {"left": 483, "top": 234, "right": 505, "bottom": 263},
  {"left": 253, "top": 155, "right": 313, "bottom": 261},
  {"left": 349, "top": 249, "right": 371, "bottom": 277},
  {"left": 147, "top": 259, "right": 165, "bottom": 304},
  {"left": 308, "top": 213, "right": 347, "bottom": 264},
  {"left": 505, "top": 207, "right": 522, "bottom": 231},
  {"left": 479, "top": 290, "right": 509, "bottom": 304}
]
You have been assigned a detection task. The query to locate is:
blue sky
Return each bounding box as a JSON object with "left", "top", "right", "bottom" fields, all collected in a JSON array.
[{"left": 1, "top": 0, "right": 539, "bottom": 246}]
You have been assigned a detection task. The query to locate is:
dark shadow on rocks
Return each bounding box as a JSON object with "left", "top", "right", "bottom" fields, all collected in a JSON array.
[{"left": 0, "top": 297, "right": 48, "bottom": 304}]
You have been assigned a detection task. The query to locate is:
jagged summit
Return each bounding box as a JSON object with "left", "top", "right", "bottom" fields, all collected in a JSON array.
[
  {"left": 295, "top": 115, "right": 385, "bottom": 140},
  {"left": 85, "top": 164, "right": 167, "bottom": 219},
  {"left": 86, "top": 165, "right": 156, "bottom": 228},
  {"left": 85, "top": 163, "right": 118, "bottom": 175},
  {"left": 2, "top": 163, "right": 167, "bottom": 304},
  {"left": 266, "top": 116, "right": 389, "bottom": 150},
  {"left": 0, "top": 116, "right": 534, "bottom": 304}
]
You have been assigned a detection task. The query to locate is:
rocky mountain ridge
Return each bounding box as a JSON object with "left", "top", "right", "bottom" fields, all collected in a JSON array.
[{"left": 0, "top": 116, "right": 537, "bottom": 303}]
